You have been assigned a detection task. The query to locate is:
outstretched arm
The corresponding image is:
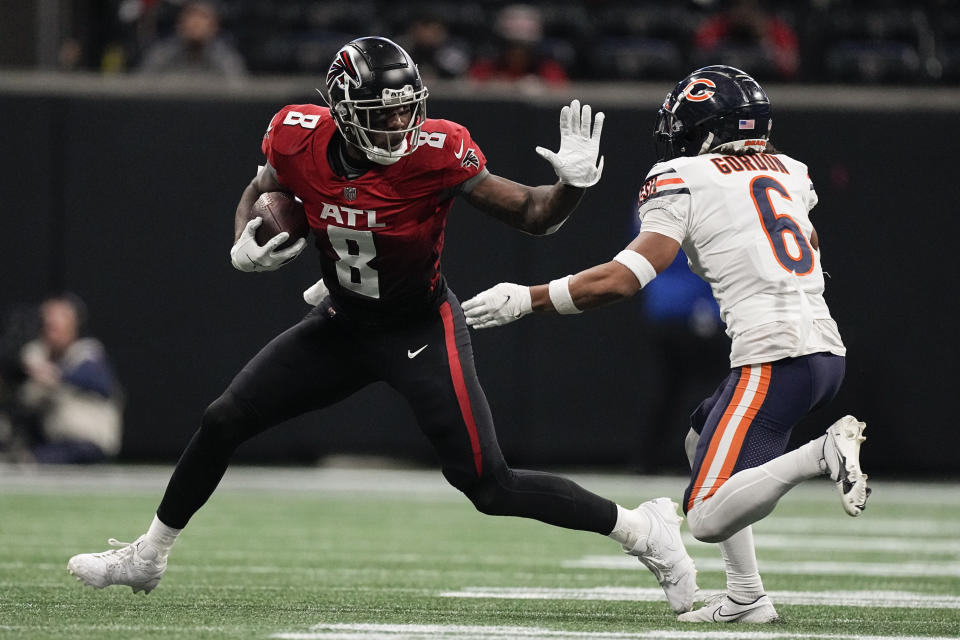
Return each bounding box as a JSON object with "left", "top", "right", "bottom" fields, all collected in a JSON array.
[
  {"left": 462, "top": 100, "right": 604, "bottom": 236},
  {"left": 462, "top": 231, "right": 681, "bottom": 329}
]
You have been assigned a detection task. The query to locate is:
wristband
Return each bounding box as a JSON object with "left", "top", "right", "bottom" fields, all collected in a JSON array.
[
  {"left": 548, "top": 275, "right": 582, "bottom": 314},
  {"left": 613, "top": 250, "right": 657, "bottom": 288}
]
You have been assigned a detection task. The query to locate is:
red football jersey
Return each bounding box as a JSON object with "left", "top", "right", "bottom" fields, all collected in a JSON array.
[{"left": 261, "top": 104, "right": 487, "bottom": 322}]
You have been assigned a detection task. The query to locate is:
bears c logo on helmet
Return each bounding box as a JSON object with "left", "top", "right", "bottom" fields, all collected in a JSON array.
[
  {"left": 679, "top": 78, "right": 717, "bottom": 103},
  {"left": 326, "top": 48, "right": 363, "bottom": 92}
]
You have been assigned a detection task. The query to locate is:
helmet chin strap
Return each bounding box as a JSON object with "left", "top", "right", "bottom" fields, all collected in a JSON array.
[{"left": 364, "top": 138, "right": 408, "bottom": 165}]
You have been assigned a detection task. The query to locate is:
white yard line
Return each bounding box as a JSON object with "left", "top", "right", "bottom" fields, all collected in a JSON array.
[
  {"left": 271, "top": 623, "right": 960, "bottom": 640},
  {"left": 439, "top": 586, "right": 960, "bottom": 609},
  {"left": 693, "top": 533, "right": 960, "bottom": 555},
  {"left": 2, "top": 464, "right": 958, "bottom": 508},
  {"left": 565, "top": 555, "right": 960, "bottom": 577},
  {"left": 748, "top": 516, "right": 960, "bottom": 537},
  {"left": 17, "top": 547, "right": 958, "bottom": 579}
]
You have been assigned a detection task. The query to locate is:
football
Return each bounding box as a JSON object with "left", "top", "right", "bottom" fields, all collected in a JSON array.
[{"left": 251, "top": 191, "right": 309, "bottom": 249}]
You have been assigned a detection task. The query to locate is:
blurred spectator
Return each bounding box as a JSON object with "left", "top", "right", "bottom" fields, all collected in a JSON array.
[
  {"left": 634, "top": 251, "right": 730, "bottom": 473},
  {"left": 693, "top": 0, "right": 800, "bottom": 80},
  {"left": 3, "top": 294, "right": 123, "bottom": 464},
  {"left": 137, "top": 1, "right": 247, "bottom": 79},
  {"left": 469, "top": 4, "right": 568, "bottom": 86},
  {"left": 398, "top": 12, "right": 472, "bottom": 81},
  {"left": 0, "top": 304, "right": 40, "bottom": 453}
]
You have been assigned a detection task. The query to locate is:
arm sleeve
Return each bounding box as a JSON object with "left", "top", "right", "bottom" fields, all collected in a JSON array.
[
  {"left": 635, "top": 163, "right": 691, "bottom": 243},
  {"left": 438, "top": 122, "right": 488, "bottom": 191},
  {"left": 806, "top": 175, "right": 819, "bottom": 212},
  {"left": 260, "top": 104, "right": 320, "bottom": 168}
]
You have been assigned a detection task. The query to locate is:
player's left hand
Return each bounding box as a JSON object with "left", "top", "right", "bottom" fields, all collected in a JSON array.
[
  {"left": 462, "top": 283, "right": 533, "bottom": 329},
  {"left": 230, "top": 217, "right": 306, "bottom": 272},
  {"left": 536, "top": 99, "right": 605, "bottom": 188}
]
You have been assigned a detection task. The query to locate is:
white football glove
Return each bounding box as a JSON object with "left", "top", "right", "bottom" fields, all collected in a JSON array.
[
  {"left": 535, "top": 99, "right": 605, "bottom": 188},
  {"left": 230, "top": 217, "right": 306, "bottom": 273},
  {"left": 303, "top": 278, "right": 330, "bottom": 305},
  {"left": 462, "top": 283, "right": 533, "bottom": 329}
]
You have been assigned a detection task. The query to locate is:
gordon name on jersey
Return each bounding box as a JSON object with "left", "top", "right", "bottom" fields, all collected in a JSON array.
[
  {"left": 261, "top": 104, "right": 487, "bottom": 315},
  {"left": 636, "top": 152, "right": 845, "bottom": 366}
]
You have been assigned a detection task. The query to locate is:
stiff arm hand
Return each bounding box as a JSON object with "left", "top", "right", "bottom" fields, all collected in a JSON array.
[
  {"left": 230, "top": 217, "right": 306, "bottom": 272},
  {"left": 462, "top": 283, "right": 532, "bottom": 329},
  {"left": 536, "top": 99, "right": 605, "bottom": 188}
]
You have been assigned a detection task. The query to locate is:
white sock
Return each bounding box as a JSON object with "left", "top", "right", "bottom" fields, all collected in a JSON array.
[
  {"left": 760, "top": 435, "right": 828, "bottom": 483},
  {"left": 144, "top": 514, "right": 181, "bottom": 555},
  {"left": 608, "top": 504, "right": 651, "bottom": 551},
  {"left": 719, "top": 526, "right": 765, "bottom": 603}
]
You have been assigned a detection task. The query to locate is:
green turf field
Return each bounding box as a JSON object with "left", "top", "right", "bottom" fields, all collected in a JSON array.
[{"left": 1, "top": 464, "right": 958, "bottom": 639}]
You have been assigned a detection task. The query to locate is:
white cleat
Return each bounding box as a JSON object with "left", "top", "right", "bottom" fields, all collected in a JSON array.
[
  {"left": 677, "top": 593, "right": 779, "bottom": 623},
  {"left": 622, "top": 497, "right": 699, "bottom": 613},
  {"left": 823, "top": 415, "right": 871, "bottom": 516},
  {"left": 67, "top": 535, "right": 166, "bottom": 594}
]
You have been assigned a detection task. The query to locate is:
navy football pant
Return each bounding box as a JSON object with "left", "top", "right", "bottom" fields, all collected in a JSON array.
[
  {"left": 683, "top": 352, "right": 845, "bottom": 515},
  {"left": 157, "top": 289, "right": 617, "bottom": 534}
]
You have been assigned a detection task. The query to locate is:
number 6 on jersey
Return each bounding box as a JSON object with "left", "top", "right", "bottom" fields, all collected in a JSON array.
[{"left": 750, "top": 175, "right": 814, "bottom": 275}]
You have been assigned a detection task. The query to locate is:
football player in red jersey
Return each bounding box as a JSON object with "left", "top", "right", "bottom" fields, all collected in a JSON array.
[{"left": 67, "top": 37, "right": 698, "bottom": 612}]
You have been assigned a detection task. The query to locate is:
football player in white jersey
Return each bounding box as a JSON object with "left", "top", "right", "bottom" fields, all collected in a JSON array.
[{"left": 462, "top": 65, "right": 871, "bottom": 623}]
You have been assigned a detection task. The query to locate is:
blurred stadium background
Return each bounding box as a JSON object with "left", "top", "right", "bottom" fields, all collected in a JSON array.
[{"left": 1, "top": 0, "right": 958, "bottom": 477}]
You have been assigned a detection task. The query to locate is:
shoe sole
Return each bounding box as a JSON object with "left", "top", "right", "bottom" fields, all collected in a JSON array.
[
  {"left": 679, "top": 609, "right": 779, "bottom": 623},
  {"left": 829, "top": 417, "right": 870, "bottom": 517},
  {"left": 67, "top": 567, "right": 159, "bottom": 594}
]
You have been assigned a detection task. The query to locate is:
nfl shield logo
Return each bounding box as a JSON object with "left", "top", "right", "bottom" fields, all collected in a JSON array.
[{"left": 344, "top": 186, "right": 357, "bottom": 201}]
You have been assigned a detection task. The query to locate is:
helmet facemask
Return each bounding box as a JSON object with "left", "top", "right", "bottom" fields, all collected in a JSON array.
[
  {"left": 654, "top": 97, "right": 708, "bottom": 161},
  {"left": 330, "top": 84, "right": 429, "bottom": 166}
]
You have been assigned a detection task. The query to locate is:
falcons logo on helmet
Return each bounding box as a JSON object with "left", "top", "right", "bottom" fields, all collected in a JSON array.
[{"left": 326, "top": 48, "right": 363, "bottom": 92}]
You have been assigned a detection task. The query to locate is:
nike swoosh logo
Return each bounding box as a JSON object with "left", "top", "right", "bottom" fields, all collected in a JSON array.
[
  {"left": 454, "top": 139, "right": 465, "bottom": 159},
  {"left": 495, "top": 295, "right": 518, "bottom": 316},
  {"left": 837, "top": 452, "right": 854, "bottom": 492},
  {"left": 713, "top": 606, "right": 754, "bottom": 621},
  {"left": 407, "top": 345, "right": 428, "bottom": 359},
  {"left": 493, "top": 294, "right": 525, "bottom": 319}
]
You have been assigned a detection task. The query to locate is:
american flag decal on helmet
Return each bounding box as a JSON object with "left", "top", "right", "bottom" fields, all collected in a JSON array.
[
  {"left": 326, "top": 48, "right": 363, "bottom": 91},
  {"left": 738, "top": 119, "right": 755, "bottom": 130}
]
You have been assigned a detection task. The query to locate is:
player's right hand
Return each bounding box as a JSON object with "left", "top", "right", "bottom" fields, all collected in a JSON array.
[
  {"left": 230, "top": 217, "right": 306, "bottom": 272},
  {"left": 462, "top": 283, "right": 533, "bottom": 329}
]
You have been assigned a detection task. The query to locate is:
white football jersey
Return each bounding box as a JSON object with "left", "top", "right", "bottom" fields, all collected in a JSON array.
[{"left": 637, "top": 152, "right": 845, "bottom": 367}]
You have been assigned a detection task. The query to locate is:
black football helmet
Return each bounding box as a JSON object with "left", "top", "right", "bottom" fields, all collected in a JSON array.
[
  {"left": 322, "top": 37, "right": 429, "bottom": 165},
  {"left": 654, "top": 65, "right": 771, "bottom": 161}
]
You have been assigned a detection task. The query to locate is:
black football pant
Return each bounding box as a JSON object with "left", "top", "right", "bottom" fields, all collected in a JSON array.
[{"left": 157, "top": 289, "right": 617, "bottom": 534}]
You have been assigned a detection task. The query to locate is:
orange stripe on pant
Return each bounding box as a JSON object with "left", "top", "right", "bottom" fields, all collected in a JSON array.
[
  {"left": 686, "top": 363, "right": 771, "bottom": 512},
  {"left": 439, "top": 301, "right": 483, "bottom": 476}
]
